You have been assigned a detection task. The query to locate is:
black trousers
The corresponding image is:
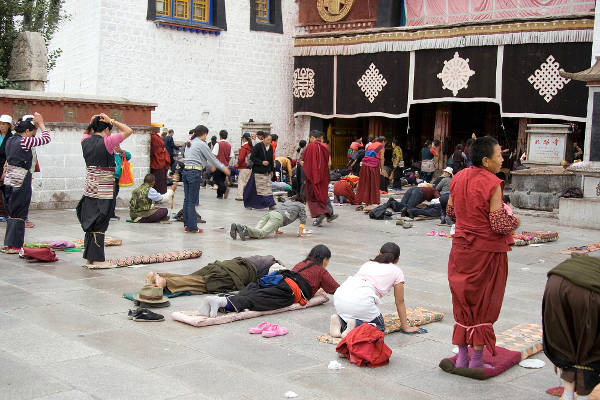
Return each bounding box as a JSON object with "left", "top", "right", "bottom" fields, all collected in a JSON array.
[
  {"left": 399, "top": 187, "right": 423, "bottom": 210},
  {"left": 109, "top": 178, "right": 120, "bottom": 218},
  {"left": 77, "top": 196, "right": 112, "bottom": 262},
  {"left": 440, "top": 192, "right": 451, "bottom": 221},
  {"left": 392, "top": 166, "right": 403, "bottom": 189},
  {"left": 213, "top": 170, "right": 227, "bottom": 198},
  {"left": 3, "top": 173, "right": 32, "bottom": 248},
  {"left": 228, "top": 281, "right": 295, "bottom": 312},
  {"left": 409, "top": 204, "right": 441, "bottom": 217}
]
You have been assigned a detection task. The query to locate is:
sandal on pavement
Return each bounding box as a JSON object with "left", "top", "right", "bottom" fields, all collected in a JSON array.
[
  {"left": 249, "top": 322, "right": 273, "bottom": 334},
  {"left": 426, "top": 230, "right": 438, "bottom": 236},
  {"left": 261, "top": 324, "right": 288, "bottom": 338}
]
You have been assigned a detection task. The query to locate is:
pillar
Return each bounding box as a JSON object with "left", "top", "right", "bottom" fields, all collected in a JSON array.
[
  {"left": 433, "top": 103, "right": 451, "bottom": 170},
  {"left": 517, "top": 118, "right": 529, "bottom": 156}
]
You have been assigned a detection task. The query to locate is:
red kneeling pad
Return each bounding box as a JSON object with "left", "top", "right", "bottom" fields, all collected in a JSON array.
[
  {"left": 439, "top": 346, "right": 522, "bottom": 379},
  {"left": 21, "top": 247, "right": 58, "bottom": 262}
]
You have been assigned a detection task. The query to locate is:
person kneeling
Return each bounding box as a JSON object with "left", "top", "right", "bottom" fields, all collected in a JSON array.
[
  {"left": 129, "top": 173, "right": 176, "bottom": 223},
  {"left": 230, "top": 197, "right": 307, "bottom": 240},
  {"left": 198, "top": 245, "right": 339, "bottom": 317},
  {"left": 331, "top": 242, "right": 421, "bottom": 338}
]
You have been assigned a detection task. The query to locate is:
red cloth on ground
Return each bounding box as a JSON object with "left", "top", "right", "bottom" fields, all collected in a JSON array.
[
  {"left": 333, "top": 180, "right": 359, "bottom": 205},
  {"left": 448, "top": 166, "right": 513, "bottom": 355},
  {"left": 150, "top": 133, "right": 171, "bottom": 170},
  {"left": 336, "top": 324, "right": 392, "bottom": 368},
  {"left": 236, "top": 143, "right": 251, "bottom": 169},
  {"left": 292, "top": 260, "right": 339, "bottom": 296},
  {"left": 421, "top": 186, "right": 440, "bottom": 201},
  {"left": 303, "top": 141, "right": 330, "bottom": 216},
  {"left": 357, "top": 166, "right": 380, "bottom": 205}
]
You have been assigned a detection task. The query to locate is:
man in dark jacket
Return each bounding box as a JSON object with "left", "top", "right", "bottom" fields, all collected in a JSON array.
[{"left": 163, "top": 129, "right": 179, "bottom": 174}]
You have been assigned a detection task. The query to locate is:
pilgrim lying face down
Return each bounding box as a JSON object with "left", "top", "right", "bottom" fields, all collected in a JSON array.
[{"left": 146, "top": 255, "right": 281, "bottom": 295}]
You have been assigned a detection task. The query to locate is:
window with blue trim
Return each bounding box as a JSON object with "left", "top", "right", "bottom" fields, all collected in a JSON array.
[
  {"left": 255, "top": 0, "right": 270, "bottom": 24},
  {"left": 155, "top": 0, "right": 211, "bottom": 25}
]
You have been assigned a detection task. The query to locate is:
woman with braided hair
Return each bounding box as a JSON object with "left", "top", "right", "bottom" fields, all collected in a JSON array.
[
  {"left": 77, "top": 113, "right": 133, "bottom": 267},
  {"left": 2, "top": 113, "right": 51, "bottom": 253}
]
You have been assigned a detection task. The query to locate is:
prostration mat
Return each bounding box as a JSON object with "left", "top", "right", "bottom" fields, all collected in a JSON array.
[
  {"left": 123, "top": 291, "right": 192, "bottom": 300},
  {"left": 172, "top": 294, "right": 330, "bottom": 327},
  {"left": 84, "top": 249, "right": 203, "bottom": 269},
  {"left": 439, "top": 323, "right": 543, "bottom": 380},
  {"left": 317, "top": 307, "right": 445, "bottom": 345}
]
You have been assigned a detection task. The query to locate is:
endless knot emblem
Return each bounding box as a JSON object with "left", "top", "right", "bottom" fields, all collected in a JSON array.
[
  {"left": 357, "top": 63, "right": 387, "bottom": 103},
  {"left": 293, "top": 68, "right": 315, "bottom": 98},
  {"left": 437, "top": 52, "right": 475, "bottom": 97},
  {"left": 316, "top": 0, "right": 354, "bottom": 22},
  {"left": 527, "top": 55, "right": 571, "bottom": 103}
]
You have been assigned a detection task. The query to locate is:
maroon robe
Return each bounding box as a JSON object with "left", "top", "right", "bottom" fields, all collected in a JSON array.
[
  {"left": 448, "top": 167, "right": 513, "bottom": 355},
  {"left": 303, "top": 141, "right": 330, "bottom": 217}
]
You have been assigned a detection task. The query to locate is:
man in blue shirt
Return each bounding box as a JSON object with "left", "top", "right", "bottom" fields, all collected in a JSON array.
[{"left": 163, "top": 129, "right": 179, "bottom": 174}]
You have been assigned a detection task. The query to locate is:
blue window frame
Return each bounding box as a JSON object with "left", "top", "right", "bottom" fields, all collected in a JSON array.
[
  {"left": 155, "top": 0, "right": 212, "bottom": 25},
  {"left": 255, "top": 0, "right": 270, "bottom": 24}
]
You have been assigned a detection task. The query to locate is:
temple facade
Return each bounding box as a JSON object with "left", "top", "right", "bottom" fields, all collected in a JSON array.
[{"left": 293, "top": 0, "right": 595, "bottom": 169}]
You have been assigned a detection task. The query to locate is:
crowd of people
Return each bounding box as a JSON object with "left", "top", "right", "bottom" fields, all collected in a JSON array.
[{"left": 0, "top": 111, "right": 597, "bottom": 397}]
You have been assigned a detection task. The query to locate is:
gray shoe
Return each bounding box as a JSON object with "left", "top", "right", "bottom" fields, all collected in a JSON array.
[
  {"left": 313, "top": 215, "right": 326, "bottom": 227},
  {"left": 237, "top": 224, "right": 248, "bottom": 241},
  {"left": 230, "top": 223, "right": 238, "bottom": 240}
]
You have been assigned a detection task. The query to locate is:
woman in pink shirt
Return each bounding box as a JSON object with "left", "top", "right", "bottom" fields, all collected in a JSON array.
[{"left": 331, "top": 242, "right": 421, "bottom": 337}]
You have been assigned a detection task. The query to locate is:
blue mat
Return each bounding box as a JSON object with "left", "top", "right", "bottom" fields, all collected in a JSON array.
[{"left": 122, "top": 290, "right": 192, "bottom": 301}]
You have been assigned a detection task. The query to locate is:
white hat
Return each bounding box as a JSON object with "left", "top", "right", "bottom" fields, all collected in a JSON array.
[
  {"left": 443, "top": 167, "right": 454, "bottom": 175},
  {"left": 0, "top": 115, "right": 12, "bottom": 124}
]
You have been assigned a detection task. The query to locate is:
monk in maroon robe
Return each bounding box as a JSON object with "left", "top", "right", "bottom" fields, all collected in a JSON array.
[
  {"left": 446, "top": 137, "right": 519, "bottom": 369},
  {"left": 303, "top": 130, "right": 336, "bottom": 226}
]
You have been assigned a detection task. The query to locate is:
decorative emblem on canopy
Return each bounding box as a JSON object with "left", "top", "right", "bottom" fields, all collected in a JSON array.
[
  {"left": 357, "top": 63, "right": 387, "bottom": 103},
  {"left": 528, "top": 55, "right": 570, "bottom": 103},
  {"left": 437, "top": 52, "right": 475, "bottom": 97},
  {"left": 317, "top": 0, "right": 354, "bottom": 22},
  {"left": 293, "top": 68, "right": 315, "bottom": 98}
]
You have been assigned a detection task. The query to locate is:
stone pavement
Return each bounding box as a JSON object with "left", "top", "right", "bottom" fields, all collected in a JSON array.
[{"left": 1, "top": 187, "right": 599, "bottom": 400}]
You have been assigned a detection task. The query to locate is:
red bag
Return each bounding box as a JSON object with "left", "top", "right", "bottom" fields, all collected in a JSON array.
[
  {"left": 119, "top": 155, "right": 134, "bottom": 187},
  {"left": 21, "top": 247, "right": 58, "bottom": 262},
  {"left": 335, "top": 323, "right": 392, "bottom": 368}
]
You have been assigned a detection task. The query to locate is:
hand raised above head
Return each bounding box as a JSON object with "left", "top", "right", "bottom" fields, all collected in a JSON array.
[
  {"left": 98, "top": 113, "right": 112, "bottom": 124},
  {"left": 33, "top": 112, "right": 44, "bottom": 126}
]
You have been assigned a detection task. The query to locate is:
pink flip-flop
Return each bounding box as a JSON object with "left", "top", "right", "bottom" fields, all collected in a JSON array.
[
  {"left": 249, "top": 322, "right": 272, "bottom": 334},
  {"left": 261, "top": 324, "right": 288, "bottom": 338},
  {"left": 439, "top": 230, "right": 447, "bottom": 236},
  {"left": 427, "top": 230, "right": 438, "bottom": 236}
]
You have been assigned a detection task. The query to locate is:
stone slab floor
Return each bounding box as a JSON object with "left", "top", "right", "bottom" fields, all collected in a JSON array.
[{"left": 1, "top": 187, "right": 599, "bottom": 400}]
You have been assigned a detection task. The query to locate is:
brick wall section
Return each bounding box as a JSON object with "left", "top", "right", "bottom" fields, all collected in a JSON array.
[{"left": 48, "top": 0, "right": 300, "bottom": 156}]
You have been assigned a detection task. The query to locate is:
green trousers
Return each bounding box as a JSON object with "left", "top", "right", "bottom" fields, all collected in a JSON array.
[{"left": 245, "top": 211, "right": 284, "bottom": 239}]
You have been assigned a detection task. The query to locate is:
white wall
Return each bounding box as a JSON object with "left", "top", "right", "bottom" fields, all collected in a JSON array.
[
  {"left": 31, "top": 125, "right": 151, "bottom": 209},
  {"left": 46, "top": 0, "right": 102, "bottom": 93},
  {"left": 48, "top": 0, "right": 299, "bottom": 155}
]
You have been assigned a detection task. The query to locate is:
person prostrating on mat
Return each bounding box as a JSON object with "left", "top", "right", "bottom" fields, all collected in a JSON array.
[
  {"left": 198, "top": 245, "right": 339, "bottom": 316},
  {"left": 330, "top": 242, "right": 421, "bottom": 338}
]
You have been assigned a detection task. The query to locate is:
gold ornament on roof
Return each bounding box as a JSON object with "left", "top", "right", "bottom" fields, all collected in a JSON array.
[{"left": 317, "top": 0, "right": 354, "bottom": 22}]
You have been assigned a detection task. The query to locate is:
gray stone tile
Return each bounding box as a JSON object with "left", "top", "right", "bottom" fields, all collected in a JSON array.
[
  {"left": 41, "top": 355, "right": 192, "bottom": 400},
  {"left": 0, "top": 350, "right": 68, "bottom": 400},
  {"left": 0, "top": 325, "right": 101, "bottom": 365},
  {"left": 33, "top": 390, "right": 95, "bottom": 400},
  {"left": 77, "top": 328, "right": 204, "bottom": 368}
]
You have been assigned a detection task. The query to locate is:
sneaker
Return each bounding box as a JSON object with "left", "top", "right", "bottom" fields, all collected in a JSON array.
[
  {"left": 329, "top": 314, "right": 342, "bottom": 338},
  {"left": 326, "top": 214, "right": 338, "bottom": 223},
  {"left": 406, "top": 209, "right": 415, "bottom": 219},
  {"left": 127, "top": 308, "right": 140, "bottom": 320},
  {"left": 230, "top": 223, "right": 238, "bottom": 240},
  {"left": 237, "top": 224, "right": 248, "bottom": 241},
  {"left": 184, "top": 226, "right": 203, "bottom": 233},
  {"left": 132, "top": 309, "right": 165, "bottom": 322}
]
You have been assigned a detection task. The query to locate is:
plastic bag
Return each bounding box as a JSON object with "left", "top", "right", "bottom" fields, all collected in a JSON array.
[{"left": 119, "top": 155, "right": 134, "bottom": 187}]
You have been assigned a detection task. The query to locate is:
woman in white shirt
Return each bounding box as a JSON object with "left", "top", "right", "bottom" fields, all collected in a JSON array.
[{"left": 331, "top": 242, "right": 421, "bottom": 337}]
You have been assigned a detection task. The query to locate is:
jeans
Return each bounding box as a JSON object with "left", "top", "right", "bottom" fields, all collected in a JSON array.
[
  {"left": 399, "top": 187, "right": 423, "bottom": 210},
  {"left": 183, "top": 169, "right": 203, "bottom": 231},
  {"left": 245, "top": 211, "right": 284, "bottom": 239},
  {"left": 339, "top": 314, "right": 385, "bottom": 333}
]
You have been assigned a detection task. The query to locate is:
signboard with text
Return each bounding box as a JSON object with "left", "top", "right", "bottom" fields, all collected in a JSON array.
[{"left": 526, "top": 132, "right": 568, "bottom": 165}]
